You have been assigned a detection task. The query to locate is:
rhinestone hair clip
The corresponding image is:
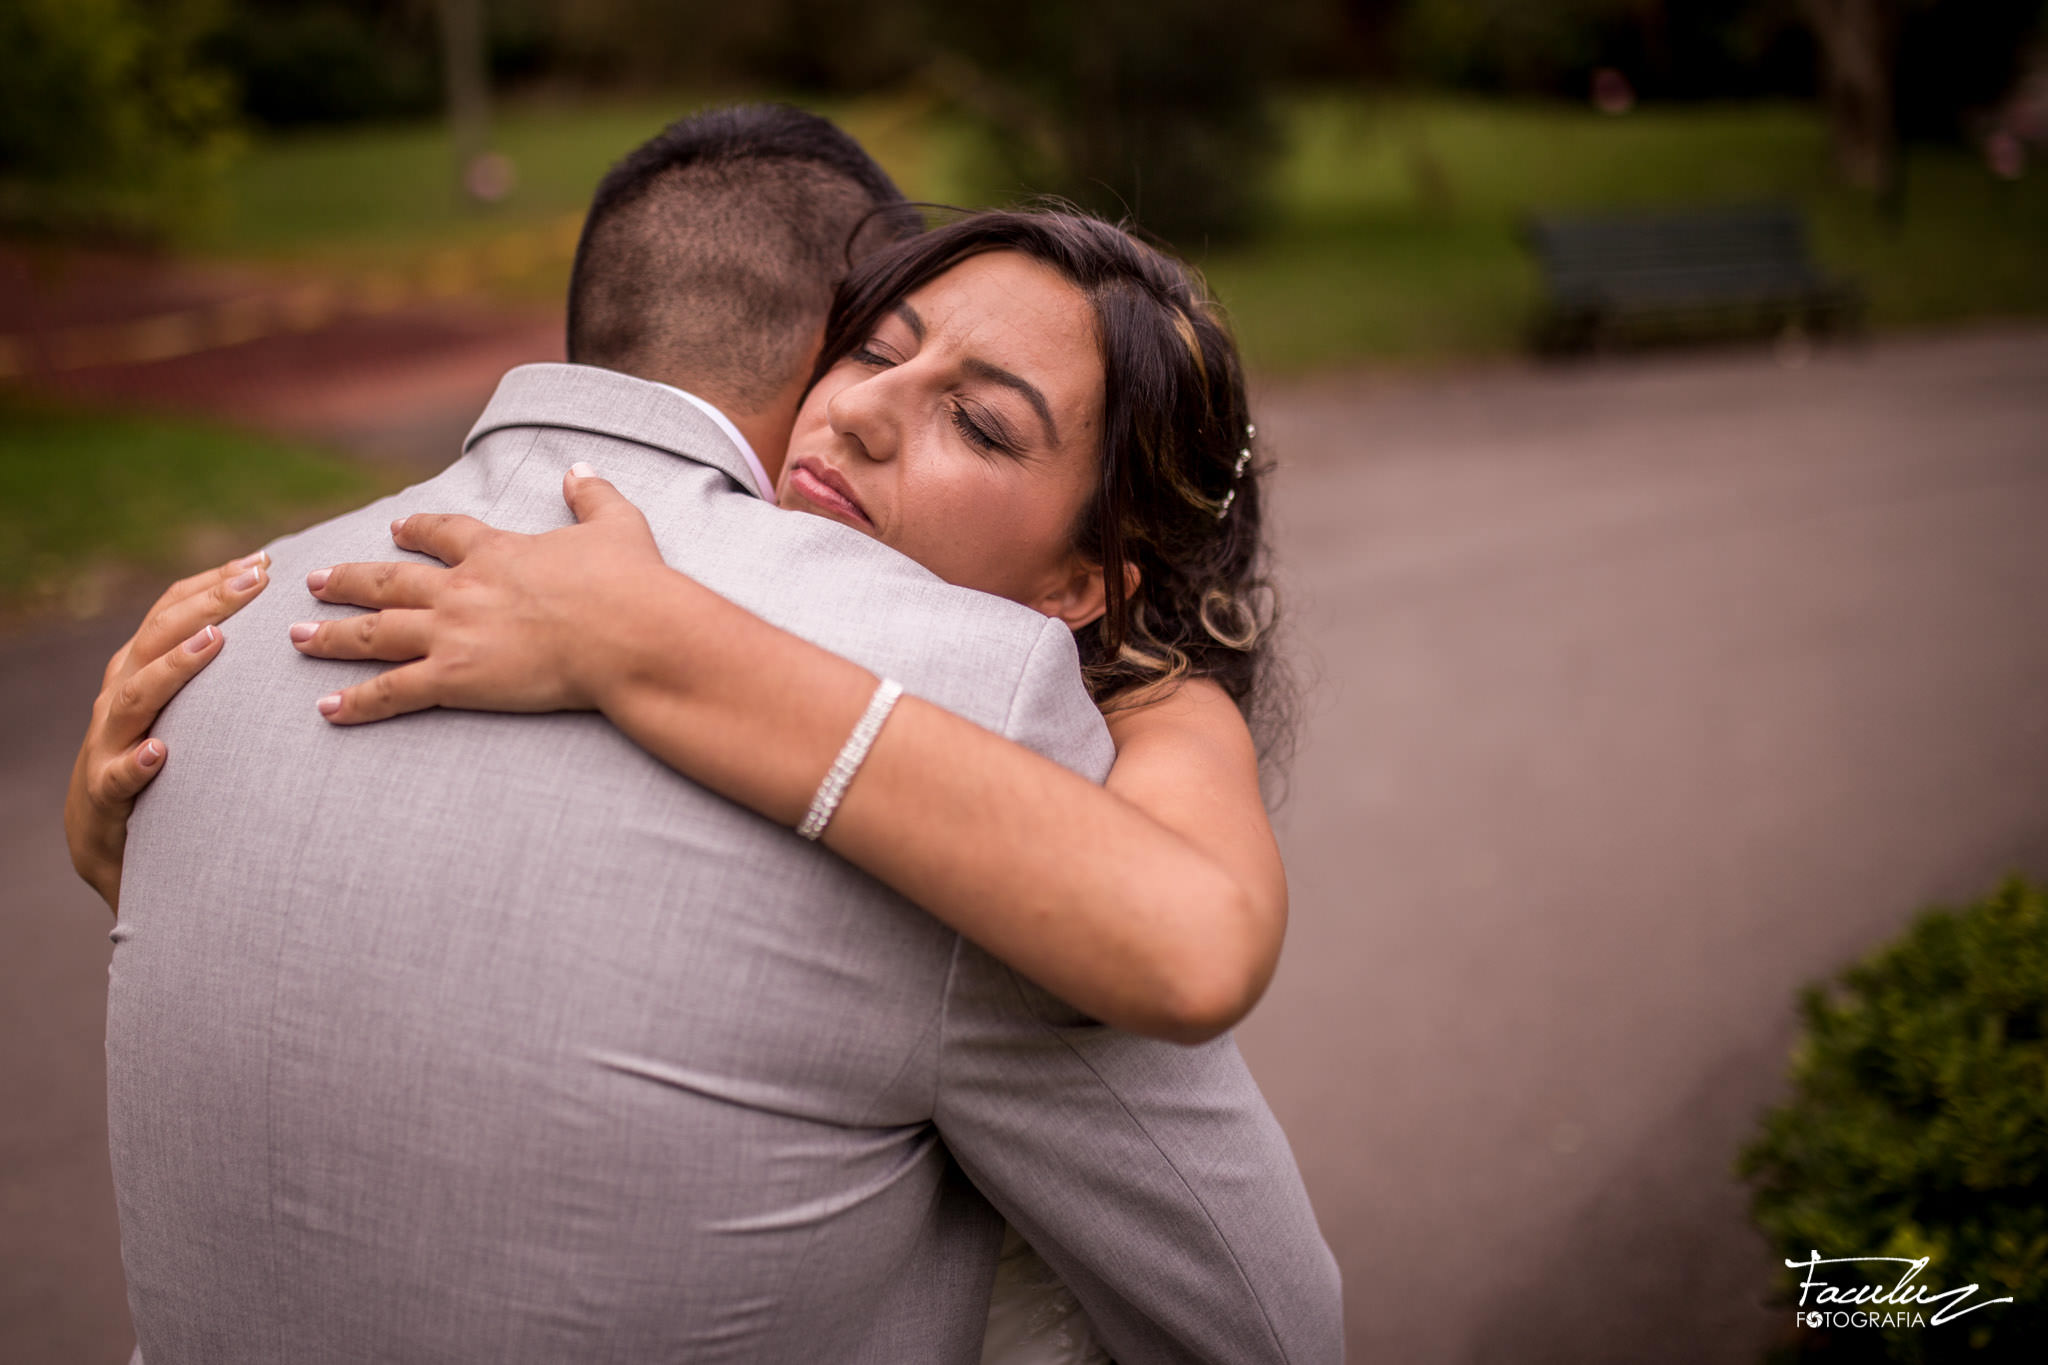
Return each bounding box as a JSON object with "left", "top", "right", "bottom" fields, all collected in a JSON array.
[{"left": 1216, "top": 422, "right": 1256, "bottom": 520}]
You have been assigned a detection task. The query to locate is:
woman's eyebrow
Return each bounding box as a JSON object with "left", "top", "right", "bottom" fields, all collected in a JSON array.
[
  {"left": 896, "top": 297, "right": 1057, "bottom": 446},
  {"left": 960, "top": 358, "right": 1058, "bottom": 447}
]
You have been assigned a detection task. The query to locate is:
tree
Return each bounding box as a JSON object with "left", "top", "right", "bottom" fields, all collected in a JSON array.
[
  {"left": 0, "top": 0, "right": 238, "bottom": 238},
  {"left": 1801, "top": 0, "right": 2046, "bottom": 195},
  {"left": 435, "top": 0, "right": 496, "bottom": 203},
  {"left": 1800, "top": 0, "right": 1899, "bottom": 193},
  {"left": 922, "top": 0, "right": 1304, "bottom": 247}
]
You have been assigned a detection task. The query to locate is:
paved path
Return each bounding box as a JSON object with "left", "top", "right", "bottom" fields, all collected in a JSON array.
[
  {"left": 2, "top": 241, "right": 563, "bottom": 467},
  {"left": 1239, "top": 326, "right": 2048, "bottom": 1362},
  {"left": 2, "top": 613, "right": 138, "bottom": 1364},
  {"left": 4, "top": 326, "right": 2045, "bottom": 1362}
]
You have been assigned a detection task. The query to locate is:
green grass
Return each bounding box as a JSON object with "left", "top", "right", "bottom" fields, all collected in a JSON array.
[
  {"left": 0, "top": 401, "right": 398, "bottom": 613},
  {"left": 1203, "top": 95, "right": 2048, "bottom": 367},
  {"left": 178, "top": 91, "right": 966, "bottom": 280},
  {"left": 172, "top": 91, "right": 2048, "bottom": 370},
  {"left": 189, "top": 101, "right": 674, "bottom": 260}
]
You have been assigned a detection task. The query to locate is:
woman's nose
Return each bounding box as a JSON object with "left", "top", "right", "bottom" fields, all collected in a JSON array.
[{"left": 825, "top": 369, "right": 900, "bottom": 465}]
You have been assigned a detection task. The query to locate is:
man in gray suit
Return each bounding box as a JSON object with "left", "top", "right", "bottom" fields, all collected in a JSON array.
[{"left": 110, "top": 106, "right": 1341, "bottom": 1363}]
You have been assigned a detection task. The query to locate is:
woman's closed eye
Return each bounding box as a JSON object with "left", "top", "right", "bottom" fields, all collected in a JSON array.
[
  {"left": 949, "top": 400, "right": 1019, "bottom": 458},
  {"left": 846, "top": 321, "right": 1023, "bottom": 457}
]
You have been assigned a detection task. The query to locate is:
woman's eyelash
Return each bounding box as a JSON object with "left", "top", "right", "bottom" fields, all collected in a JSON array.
[
  {"left": 845, "top": 340, "right": 1013, "bottom": 456},
  {"left": 949, "top": 403, "right": 1011, "bottom": 456}
]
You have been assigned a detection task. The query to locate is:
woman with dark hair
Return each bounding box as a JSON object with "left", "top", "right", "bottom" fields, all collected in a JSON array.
[{"left": 69, "top": 209, "right": 1292, "bottom": 1363}]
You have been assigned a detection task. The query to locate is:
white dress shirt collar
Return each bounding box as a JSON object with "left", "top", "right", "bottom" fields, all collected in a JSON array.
[{"left": 648, "top": 382, "right": 774, "bottom": 500}]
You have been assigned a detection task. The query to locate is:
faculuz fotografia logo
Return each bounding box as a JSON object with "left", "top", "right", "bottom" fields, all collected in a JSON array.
[{"left": 1788, "top": 1250, "right": 2013, "bottom": 1331}]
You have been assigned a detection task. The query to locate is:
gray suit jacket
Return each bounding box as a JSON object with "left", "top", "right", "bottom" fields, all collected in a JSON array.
[{"left": 111, "top": 364, "right": 1342, "bottom": 1364}]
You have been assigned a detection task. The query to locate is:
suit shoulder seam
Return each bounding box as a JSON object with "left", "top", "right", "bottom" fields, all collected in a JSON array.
[{"left": 998, "top": 616, "right": 1062, "bottom": 741}]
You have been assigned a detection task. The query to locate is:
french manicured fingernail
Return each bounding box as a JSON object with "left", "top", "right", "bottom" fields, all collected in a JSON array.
[
  {"left": 233, "top": 550, "right": 268, "bottom": 570},
  {"left": 289, "top": 622, "right": 317, "bottom": 644},
  {"left": 229, "top": 568, "right": 262, "bottom": 592},
  {"left": 183, "top": 625, "right": 218, "bottom": 654},
  {"left": 570, "top": 461, "right": 595, "bottom": 478},
  {"left": 316, "top": 693, "right": 343, "bottom": 716},
  {"left": 137, "top": 741, "right": 163, "bottom": 769},
  {"left": 390, "top": 518, "right": 406, "bottom": 537},
  {"left": 306, "top": 568, "right": 331, "bottom": 592}
]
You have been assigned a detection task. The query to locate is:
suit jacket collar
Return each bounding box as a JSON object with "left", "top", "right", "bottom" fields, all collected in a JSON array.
[{"left": 464, "top": 363, "right": 764, "bottom": 500}]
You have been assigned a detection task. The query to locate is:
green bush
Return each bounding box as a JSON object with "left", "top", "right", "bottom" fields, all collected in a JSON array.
[
  {"left": 1738, "top": 876, "right": 2048, "bottom": 1361},
  {"left": 205, "top": 1, "right": 438, "bottom": 129},
  {"left": 0, "top": 0, "right": 239, "bottom": 239},
  {"left": 926, "top": 0, "right": 1301, "bottom": 247}
]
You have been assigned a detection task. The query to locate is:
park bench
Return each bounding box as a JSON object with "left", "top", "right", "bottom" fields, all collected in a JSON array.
[{"left": 1524, "top": 203, "right": 1863, "bottom": 354}]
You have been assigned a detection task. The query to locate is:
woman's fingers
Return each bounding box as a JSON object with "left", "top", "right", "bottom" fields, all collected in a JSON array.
[
  {"left": 90, "top": 739, "right": 167, "bottom": 812},
  {"left": 308, "top": 559, "right": 444, "bottom": 610},
  {"left": 63, "top": 555, "right": 253, "bottom": 920},
  {"left": 563, "top": 464, "right": 652, "bottom": 532},
  {"left": 314, "top": 662, "right": 441, "bottom": 726},
  {"left": 288, "top": 609, "right": 434, "bottom": 663},
  {"left": 129, "top": 554, "right": 270, "bottom": 668},
  {"left": 154, "top": 549, "right": 270, "bottom": 615},
  {"left": 389, "top": 513, "right": 491, "bottom": 566},
  {"left": 103, "top": 624, "right": 228, "bottom": 744}
]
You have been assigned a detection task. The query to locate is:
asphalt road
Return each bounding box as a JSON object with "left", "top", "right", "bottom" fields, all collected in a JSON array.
[{"left": 4, "top": 326, "right": 2045, "bottom": 1362}]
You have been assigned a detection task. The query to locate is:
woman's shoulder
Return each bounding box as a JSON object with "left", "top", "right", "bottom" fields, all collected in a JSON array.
[{"left": 1103, "top": 675, "right": 1253, "bottom": 755}]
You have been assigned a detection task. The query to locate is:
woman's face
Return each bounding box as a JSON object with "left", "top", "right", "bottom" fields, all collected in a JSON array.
[{"left": 777, "top": 251, "right": 1108, "bottom": 624}]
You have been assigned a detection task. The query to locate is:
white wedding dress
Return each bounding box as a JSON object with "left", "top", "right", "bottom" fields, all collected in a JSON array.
[{"left": 979, "top": 1223, "right": 1113, "bottom": 1365}]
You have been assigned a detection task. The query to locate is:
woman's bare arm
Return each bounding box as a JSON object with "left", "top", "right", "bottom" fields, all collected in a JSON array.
[
  {"left": 602, "top": 596, "right": 1286, "bottom": 1043},
  {"left": 300, "top": 470, "right": 1285, "bottom": 1042}
]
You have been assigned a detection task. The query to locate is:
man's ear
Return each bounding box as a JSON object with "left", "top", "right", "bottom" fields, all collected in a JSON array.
[{"left": 1031, "top": 556, "right": 1141, "bottom": 632}]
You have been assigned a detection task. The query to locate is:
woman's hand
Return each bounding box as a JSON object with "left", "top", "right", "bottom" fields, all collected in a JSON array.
[
  {"left": 295, "top": 465, "right": 670, "bottom": 724},
  {"left": 65, "top": 551, "right": 272, "bottom": 913}
]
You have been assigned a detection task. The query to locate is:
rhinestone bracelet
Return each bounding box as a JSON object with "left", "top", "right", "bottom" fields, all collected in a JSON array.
[{"left": 797, "top": 678, "right": 905, "bottom": 841}]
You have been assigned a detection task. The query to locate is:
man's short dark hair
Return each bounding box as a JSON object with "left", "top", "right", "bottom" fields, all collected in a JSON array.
[{"left": 567, "top": 104, "right": 917, "bottom": 412}]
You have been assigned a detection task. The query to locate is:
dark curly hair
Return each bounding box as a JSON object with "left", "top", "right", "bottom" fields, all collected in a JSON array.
[{"left": 812, "top": 207, "right": 1290, "bottom": 764}]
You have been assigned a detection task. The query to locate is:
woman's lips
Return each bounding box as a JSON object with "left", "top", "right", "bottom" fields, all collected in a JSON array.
[{"left": 787, "top": 459, "right": 872, "bottom": 529}]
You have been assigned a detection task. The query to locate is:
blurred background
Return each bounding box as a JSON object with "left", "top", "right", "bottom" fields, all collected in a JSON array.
[
  {"left": 2, "top": 0, "right": 2045, "bottom": 609},
  {"left": 4, "top": 3, "right": 2046, "bottom": 1363}
]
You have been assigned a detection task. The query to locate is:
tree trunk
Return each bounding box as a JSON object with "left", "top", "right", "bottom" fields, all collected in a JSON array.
[
  {"left": 1801, "top": 0, "right": 1898, "bottom": 195},
  {"left": 436, "top": 0, "right": 491, "bottom": 201}
]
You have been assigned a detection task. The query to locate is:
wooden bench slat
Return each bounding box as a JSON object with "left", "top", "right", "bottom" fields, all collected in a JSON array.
[{"left": 1524, "top": 203, "right": 1862, "bottom": 351}]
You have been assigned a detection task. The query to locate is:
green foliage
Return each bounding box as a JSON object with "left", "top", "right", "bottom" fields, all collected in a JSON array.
[
  {"left": 1393, "top": 0, "right": 1818, "bottom": 100},
  {"left": 0, "top": 0, "right": 240, "bottom": 239},
  {"left": 928, "top": 0, "right": 1301, "bottom": 246},
  {"left": 1738, "top": 877, "right": 2048, "bottom": 1361},
  {"left": 429, "top": 0, "right": 1309, "bottom": 246},
  {"left": 0, "top": 399, "right": 396, "bottom": 612},
  {"left": 1397, "top": 0, "right": 1631, "bottom": 93},
  {"left": 205, "top": 1, "right": 438, "bottom": 129},
  {"left": 1895, "top": 0, "right": 2048, "bottom": 141}
]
